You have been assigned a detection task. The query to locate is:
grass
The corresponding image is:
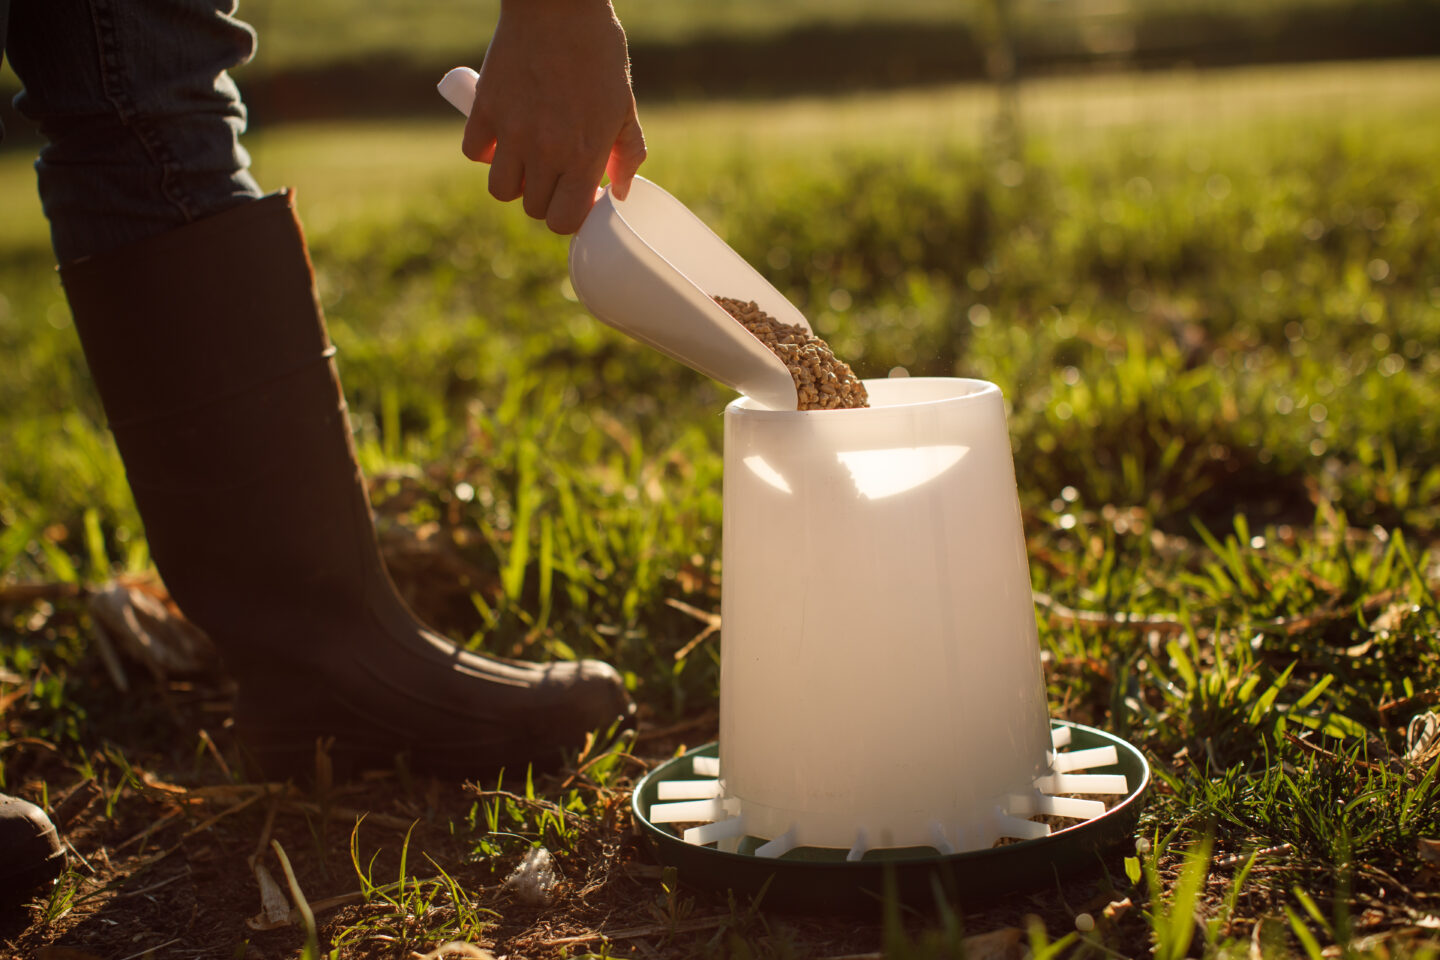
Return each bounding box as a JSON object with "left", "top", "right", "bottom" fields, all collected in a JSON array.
[
  {"left": 3, "top": 59, "right": 1440, "bottom": 957},
  {"left": 158, "top": 0, "right": 1386, "bottom": 71}
]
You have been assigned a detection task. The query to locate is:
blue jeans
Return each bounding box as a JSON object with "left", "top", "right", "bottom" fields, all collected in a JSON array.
[{"left": 1, "top": 0, "right": 264, "bottom": 263}]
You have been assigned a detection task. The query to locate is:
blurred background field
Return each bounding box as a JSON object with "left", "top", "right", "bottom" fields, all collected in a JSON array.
[
  {"left": 2, "top": 0, "right": 1437, "bottom": 131},
  {"left": 210, "top": 0, "right": 1440, "bottom": 76},
  {"left": 3, "top": 1, "right": 1440, "bottom": 952}
]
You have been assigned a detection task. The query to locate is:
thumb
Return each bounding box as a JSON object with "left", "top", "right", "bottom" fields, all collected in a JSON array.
[
  {"left": 605, "top": 117, "right": 647, "bottom": 200},
  {"left": 462, "top": 110, "right": 499, "bottom": 164}
]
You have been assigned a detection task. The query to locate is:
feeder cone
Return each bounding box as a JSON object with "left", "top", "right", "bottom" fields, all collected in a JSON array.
[{"left": 714, "top": 377, "right": 1052, "bottom": 856}]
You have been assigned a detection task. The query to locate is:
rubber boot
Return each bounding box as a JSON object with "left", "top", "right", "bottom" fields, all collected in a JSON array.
[
  {"left": 59, "top": 192, "right": 634, "bottom": 780},
  {"left": 0, "top": 795, "right": 65, "bottom": 910}
]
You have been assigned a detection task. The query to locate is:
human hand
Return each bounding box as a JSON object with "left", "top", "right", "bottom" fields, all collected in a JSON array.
[{"left": 462, "top": 0, "right": 646, "bottom": 235}]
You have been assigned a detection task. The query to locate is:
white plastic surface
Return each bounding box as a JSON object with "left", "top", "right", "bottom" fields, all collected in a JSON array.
[
  {"left": 649, "top": 798, "right": 727, "bottom": 824},
  {"left": 437, "top": 65, "right": 804, "bottom": 410},
  {"left": 657, "top": 779, "right": 723, "bottom": 800},
  {"left": 995, "top": 814, "right": 1052, "bottom": 841},
  {"left": 568, "top": 178, "right": 806, "bottom": 409},
  {"left": 683, "top": 816, "right": 748, "bottom": 847},
  {"left": 1034, "top": 795, "right": 1108, "bottom": 820},
  {"left": 1035, "top": 772, "right": 1130, "bottom": 795},
  {"left": 1052, "top": 745, "right": 1119, "bottom": 773},
  {"left": 717, "top": 377, "right": 1053, "bottom": 852},
  {"left": 437, "top": 66, "right": 480, "bottom": 116}
]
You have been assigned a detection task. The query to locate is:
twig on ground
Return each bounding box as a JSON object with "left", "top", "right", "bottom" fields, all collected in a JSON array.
[
  {"left": 117, "top": 938, "right": 182, "bottom": 960},
  {"left": 115, "top": 867, "right": 191, "bottom": 900},
  {"left": 465, "top": 789, "right": 590, "bottom": 827},
  {"left": 673, "top": 622, "right": 720, "bottom": 661},
  {"left": 288, "top": 801, "right": 418, "bottom": 831},
  {"left": 197, "top": 728, "right": 232, "bottom": 779},
  {"left": 541, "top": 914, "right": 729, "bottom": 945},
  {"left": 61, "top": 835, "right": 99, "bottom": 877},
  {"left": 1213, "top": 843, "right": 1293, "bottom": 868},
  {"left": 113, "top": 810, "right": 183, "bottom": 854},
  {"left": 1268, "top": 588, "right": 1403, "bottom": 637},
  {"left": 1360, "top": 864, "right": 1425, "bottom": 905},
  {"left": 0, "top": 581, "right": 85, "bottom": 605},
  {"left": 1033, "top": 587, "right": 1410, "bottom": 643},
  {"left": 1033, "top": 591, "right": 1187, "bottom": 634},
  {"left": 126, "top": 788, "right": 271, "bottom": 874},
  {"left": 559, "top": 750, "right": 650, "bottom": 792},
  {"left": 666, "top": 598, "right": 721, "bottom": 661},
  {"left": 1379, "top": 690, "right": 1440, "bottom": 723},
  {"left": 634, "top": 710, "right": 719, "bottom": 744},
  {"left": 180, "top": 788, "right": 270, "bottom": 840},
  {"left": 1284, "top": 733, "right": 1387, "bottom": 772}
]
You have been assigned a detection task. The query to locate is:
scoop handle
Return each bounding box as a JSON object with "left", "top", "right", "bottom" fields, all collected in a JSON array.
[{"left": 437, "top": 66, "right": 479, "bottom": 117}]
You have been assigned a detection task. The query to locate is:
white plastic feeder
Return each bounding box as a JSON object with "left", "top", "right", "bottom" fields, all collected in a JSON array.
[
  {"left": 436, "top": 72, "right": 1141, "bottom": 870},
  {"left": 710, "top": 376, "right": 1057, "bottom": 854}
]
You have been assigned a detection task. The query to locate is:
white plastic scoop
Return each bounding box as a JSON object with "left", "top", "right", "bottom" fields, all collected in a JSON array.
[{"left": 438, "top": 66, "right": 805, "bottom": 409}]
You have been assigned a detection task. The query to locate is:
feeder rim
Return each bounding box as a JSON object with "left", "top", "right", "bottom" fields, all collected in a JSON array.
[
  {"left": 631, "top": 718, "right": 1150, "bottom": 872},
  {"left": 726, "top": 376, "right": 1002, "bottom": 417}
]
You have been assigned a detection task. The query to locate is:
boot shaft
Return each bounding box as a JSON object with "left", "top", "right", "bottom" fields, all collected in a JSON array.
[
  {"left": 60, "top": 192, "right": 391, "bottom": 671},
  {"left": 61, "top": 192, "right": 332, "bottom": 428}
]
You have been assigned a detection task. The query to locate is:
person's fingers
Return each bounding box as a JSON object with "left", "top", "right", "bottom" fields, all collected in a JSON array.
[
  {"left": 522, "top": 168, "right": 561, "bottom": 222},
  {"left": 547, "top": 171, "right": 603, "bottom": 235},
  {"left": 461, "top": 110, "right": 499, "bottom": 164},
  {"left": 488, "top": 142, "right": 524, "bottom": 202},
  {"left": 605, "top": 116, "right": 648, "bottom": 201}
]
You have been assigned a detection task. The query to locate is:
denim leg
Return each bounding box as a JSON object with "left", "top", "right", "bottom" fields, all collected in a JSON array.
[
  {"left": 5, "top": 0, "right": 264, "bottom": 264},
  {"left": 1, "top": 0, "right": 10, "bottom": 84},
  {"left": 1, "top": 0, "right": 11, "bottom": 141}
]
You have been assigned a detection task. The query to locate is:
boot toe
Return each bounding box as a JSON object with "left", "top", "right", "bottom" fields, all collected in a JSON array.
[
  {"left": 235, "top": 654, "right": 636, "bottom": 781},
  {"left": 562, "top": 658, "right": 636, "bottom": 735},
  {"left": 0, "top": 795, "right": 66, "bottom": 909}
]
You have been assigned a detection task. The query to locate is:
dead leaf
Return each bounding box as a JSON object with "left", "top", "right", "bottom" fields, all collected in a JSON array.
[
  {"left": 1250, "top": 919, "right": 1267, "bottom": 960},
  {"left": 410, "top": 944, "right": 495, "bottom": 960},
  {"left": 139, "top": 770, "right": 189, "bottom": 795},
  {"left": 1103, "top": 897, "right": 1135, "bottom": 921},
  {"left": 961, "top": 927, "right": 1025, "bottom": 960},
  {"left": 1406, "top": 713, "right": 1440, "bottom": 766},
  {"left": 245, "top": 860, "right": 293, "bottom": 931},
  {"left": 1418, "top": 837, "right": 1440, "bottom": 866},
  {"left": 87, "top": 580, "right": 217, "bottom": 680},
  {"left": 35, "top": 949, "right": 106, "bottom": 960},
  {"left": 1371, "top": 602, "right": 1416, "bottom": 634},
  {"left": 0, "top": 682, "right": 31, "bottom": 720}
]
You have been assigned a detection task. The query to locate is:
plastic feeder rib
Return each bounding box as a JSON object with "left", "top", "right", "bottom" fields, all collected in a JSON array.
[{"left": 632, "top": 720, "right": 1150, "bottom": 913}]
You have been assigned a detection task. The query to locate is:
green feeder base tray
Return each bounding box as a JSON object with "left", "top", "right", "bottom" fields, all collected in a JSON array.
[{"left": 631, "top": 719, "right": 1149, "bottom": 913}]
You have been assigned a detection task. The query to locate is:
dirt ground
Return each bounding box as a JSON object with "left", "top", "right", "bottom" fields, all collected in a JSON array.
[{"left": 0, "top": 646, "right": 1130, "bottom": 960}]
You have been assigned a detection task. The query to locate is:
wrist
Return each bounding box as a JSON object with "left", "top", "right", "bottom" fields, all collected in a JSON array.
[{"left": 499, "top": 0, "right": 615, "bottom": 12}]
